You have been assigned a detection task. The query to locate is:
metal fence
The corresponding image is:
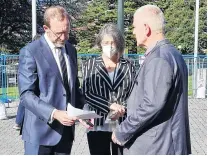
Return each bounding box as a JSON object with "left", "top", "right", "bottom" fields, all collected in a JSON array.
[
  {"left": 0, "top": 54, "right": 206, "bottom": 103},
  {"left": 78, "top": 54, "right": 207, "bottom": 98},
  {"left": 0, "top": 55, "right": 19, "bottom": 104}
]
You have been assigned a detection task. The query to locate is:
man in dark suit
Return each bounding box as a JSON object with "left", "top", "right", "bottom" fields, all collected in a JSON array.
[
  {"left": 18, "top": 6, "right": 84, "bottom": 155},
  {"left": 112, "top": 5, "right": 191, "bottom": 155}
]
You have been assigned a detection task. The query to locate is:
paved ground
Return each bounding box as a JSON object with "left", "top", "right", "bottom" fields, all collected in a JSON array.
[{"left": 0, "top": 98, "right": 206, "bottom": 155}]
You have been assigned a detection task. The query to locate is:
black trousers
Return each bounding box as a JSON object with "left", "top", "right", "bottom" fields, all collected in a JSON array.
[
  {"left": 38, "top": 126, "right": 73, "bottom": 155},
  {"left": 87, "top": 131, "right": 123, "bottom": 155}
]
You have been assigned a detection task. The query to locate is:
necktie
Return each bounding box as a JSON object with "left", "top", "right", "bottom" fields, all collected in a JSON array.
[{"left": 56, "top": 47, "right": 71, "bottom": 102}]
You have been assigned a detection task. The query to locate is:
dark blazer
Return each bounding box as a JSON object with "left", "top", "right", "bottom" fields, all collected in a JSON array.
[
  {"left": 82, "top": 56, "right": 136, "bottom": 126},
  {"left": 18, "top": 36, "right": 84, "bottom": 146},
  {"left": 115, "top": 39, "right": 191, "bottom": 155}
]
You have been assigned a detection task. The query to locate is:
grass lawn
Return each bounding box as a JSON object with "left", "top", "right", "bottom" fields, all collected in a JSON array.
[
  {"left": 0, "top": 87, "right": 19, "bottom": 99},
  {"left": 188, "top": 76, "right": 193, "bottom": 96},
  {"left": 0, "top": 77, "right": 193, "bottom": 99}
]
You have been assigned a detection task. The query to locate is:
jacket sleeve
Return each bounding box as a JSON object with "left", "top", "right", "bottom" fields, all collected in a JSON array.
[
  {"left": 115, "top": 58, "right": 173, "bottom": 145},
  {"left": 18, "top": 47, "right": 54, "bottom": 124},
  {"left": 82, "top": 59, "right": 110, "bottom": 114}
]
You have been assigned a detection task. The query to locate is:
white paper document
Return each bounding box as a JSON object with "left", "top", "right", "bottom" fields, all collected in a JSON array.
[{"left": 67, "top": 103, "right": 102, "bottom": 119}]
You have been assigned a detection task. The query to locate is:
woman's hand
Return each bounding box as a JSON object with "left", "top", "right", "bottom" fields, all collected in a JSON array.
[{"left": 109, "top": 103, "right": 126, "bottom": 118}]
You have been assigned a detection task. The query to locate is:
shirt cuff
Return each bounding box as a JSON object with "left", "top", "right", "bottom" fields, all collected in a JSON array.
[{"left": 48, "top": 109, "right": 57, "bottom": 124}]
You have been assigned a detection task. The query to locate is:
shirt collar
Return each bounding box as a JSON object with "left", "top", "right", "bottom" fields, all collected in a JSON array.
[{"left": 44, "top": 33, "right": 56, "bottom": 51}]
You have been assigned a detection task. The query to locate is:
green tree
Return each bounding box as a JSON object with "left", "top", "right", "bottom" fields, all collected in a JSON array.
[
  {"left": 75, "top": 0, "right": 207, "bottom": 54},
  {"left": 0, "top": 0, "right": 90, "bottom": 53},
  {"left": 74, "top": 0, "right": 116, "bottom": 54},
  {"left": 0, "top": 0, "right": 32, "bottom": 53},
  {"left": 75, "top": 0, "right": 147, "bottom": 54},
  {"left": 155, "top": 0, "right": 207, "bottom": 54}
]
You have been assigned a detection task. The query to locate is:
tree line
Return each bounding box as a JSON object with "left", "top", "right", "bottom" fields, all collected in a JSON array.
[{"left": 0, "top": 0, "right": 206, "bottom": 54}]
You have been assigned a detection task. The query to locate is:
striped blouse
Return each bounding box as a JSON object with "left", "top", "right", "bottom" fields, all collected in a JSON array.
[{"left": 82, "top": 56, "right": 136, "bottom": 126}]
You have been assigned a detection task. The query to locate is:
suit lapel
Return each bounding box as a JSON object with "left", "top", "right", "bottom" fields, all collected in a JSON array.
[
  {"left": 95, "top": 56, "right": 112, "bottom": 90},
  {"left": 94, "top": 57, "right": 129, "bottom": 91},
  {"left": 113, "top": 58, "right": 128, "bottom": 90},
  {"left": 39, "top": 36, "right": 63, "bottom": 85}
]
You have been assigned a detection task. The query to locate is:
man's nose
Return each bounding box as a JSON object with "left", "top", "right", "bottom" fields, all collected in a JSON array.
[
  {"left": 60, "top": 34, "right": 65, "bottom": 41},
  {"left": 60, "top": 33, "right": 68, "bottom": 41}
]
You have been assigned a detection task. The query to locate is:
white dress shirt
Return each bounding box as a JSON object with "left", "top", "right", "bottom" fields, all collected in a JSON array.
[
  {"left": 44, "top": 33, "right": 71, "bottom": 123},
  {"left": 44, "top": 33, "right": 71, "bottom": 81}
]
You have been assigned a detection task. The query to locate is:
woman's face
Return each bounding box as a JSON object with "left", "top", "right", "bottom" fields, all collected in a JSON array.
[
  {"left": 101, "top": 35, "right": 117, "bottom": 58},
  {"left": 101, "top": 35, "right": 115, "bottom": 47}
]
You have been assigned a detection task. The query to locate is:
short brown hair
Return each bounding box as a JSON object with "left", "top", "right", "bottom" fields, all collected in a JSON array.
[{"left": 44, "top": 6, "right": 70, "bottom": 27}]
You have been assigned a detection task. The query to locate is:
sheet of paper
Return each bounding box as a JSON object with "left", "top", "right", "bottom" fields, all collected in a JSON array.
[{"left": 67, "top": 103, "right": 102, "bottom": 119}]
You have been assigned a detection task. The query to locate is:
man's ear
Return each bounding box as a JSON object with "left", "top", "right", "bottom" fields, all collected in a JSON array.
[
  {"left": 144, "top": 24, "right": 151, "bottom": 37},
  {"left": 43, "top": 25, "right": 49, "bottom": 33}
]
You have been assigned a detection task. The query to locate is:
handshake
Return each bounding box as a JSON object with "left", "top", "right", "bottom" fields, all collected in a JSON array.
[
  {"left": 52, "top": 103, "right": 126, "bottom": 127},
  {"left": 108, "top": 103, "right": 126, "bottom": 120}
]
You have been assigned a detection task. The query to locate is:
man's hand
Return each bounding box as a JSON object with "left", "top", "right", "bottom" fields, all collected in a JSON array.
[
  {"left": 112, "top": 131, "right": 122, "bottom": 146},
  {"left": 110, "top": 103, "right": 126, "bottom": 117},
  {"left": 79, "top": 119, "right": 94, "bottom": 129},
  {"left": 53, "top": 110, "right": 77, "bottom": 126},
  {"left": 111, "top": 112, "right": 121, "bottom": 121}
]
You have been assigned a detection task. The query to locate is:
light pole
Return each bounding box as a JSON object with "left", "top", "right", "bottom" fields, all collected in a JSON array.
[
  {"left": 32, "top": 0, "right": 37, "bottom": 39},
  {"left": 193, "top": 0, "right": 199, "bottom": 97},
  {"left": 117, "top": 0, "right": 124, "bottom": 34}
]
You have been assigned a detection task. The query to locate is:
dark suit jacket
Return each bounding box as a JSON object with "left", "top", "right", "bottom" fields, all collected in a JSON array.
[
  {"left": 18, "top": 36, "right": 84, "bottom": 146},
  {"left": 82, "top": 56, "right": 136, "bottom": 126},
  {"left": 115, "top": 39, "right": 191, "bottom": 155}
]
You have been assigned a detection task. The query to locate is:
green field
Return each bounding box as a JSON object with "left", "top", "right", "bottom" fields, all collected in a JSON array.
[
  {"left": 0, "top": 87, "right": 19, "bottom": 99},
  {"left": 0, "top": 77, "right": 193, "bottom": 99},
  {"left": 188, "top": 76, "right": 193, "bottom": 96}
]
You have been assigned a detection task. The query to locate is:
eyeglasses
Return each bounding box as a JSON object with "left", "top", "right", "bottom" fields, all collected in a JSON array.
[{"left": 48, "top": 27, "right": 70, "bottom": 39}]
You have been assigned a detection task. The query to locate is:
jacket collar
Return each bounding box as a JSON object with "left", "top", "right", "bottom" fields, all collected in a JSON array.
[
  {"left": 133, "top": 39, "right": 170, "bottom": 85},
  {"left": 147, "top": 39, "right": 170, "bottom": 57},
  {"left": 94, "top": 56, "right": 129, "bottom": 91}
]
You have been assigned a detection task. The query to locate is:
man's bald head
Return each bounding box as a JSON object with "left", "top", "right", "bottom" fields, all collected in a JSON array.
[{"left": 134, "top": 5, "right": 165, "bottom": 34}]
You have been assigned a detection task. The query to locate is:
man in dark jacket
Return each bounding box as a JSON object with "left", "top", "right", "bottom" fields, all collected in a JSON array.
[{"left": 112, "top": 4, "right": 191, "bottom": 155}]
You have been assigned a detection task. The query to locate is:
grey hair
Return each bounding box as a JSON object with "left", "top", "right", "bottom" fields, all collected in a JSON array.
[
  {"left": 96, "top": 23, "right": 125, "bottom": 54},
  {"left": 135, "top": 5, "right": 165, "bottom": 34}
]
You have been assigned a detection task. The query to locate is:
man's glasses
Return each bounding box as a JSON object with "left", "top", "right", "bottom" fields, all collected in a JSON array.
[{"left": 48, "top": 27, "right": 70, "bottom": 39}]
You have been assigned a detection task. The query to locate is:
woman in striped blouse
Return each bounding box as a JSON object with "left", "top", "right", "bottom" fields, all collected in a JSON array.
[{"left": 82, "top": 23, "right": 136, "bottom": 155}]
